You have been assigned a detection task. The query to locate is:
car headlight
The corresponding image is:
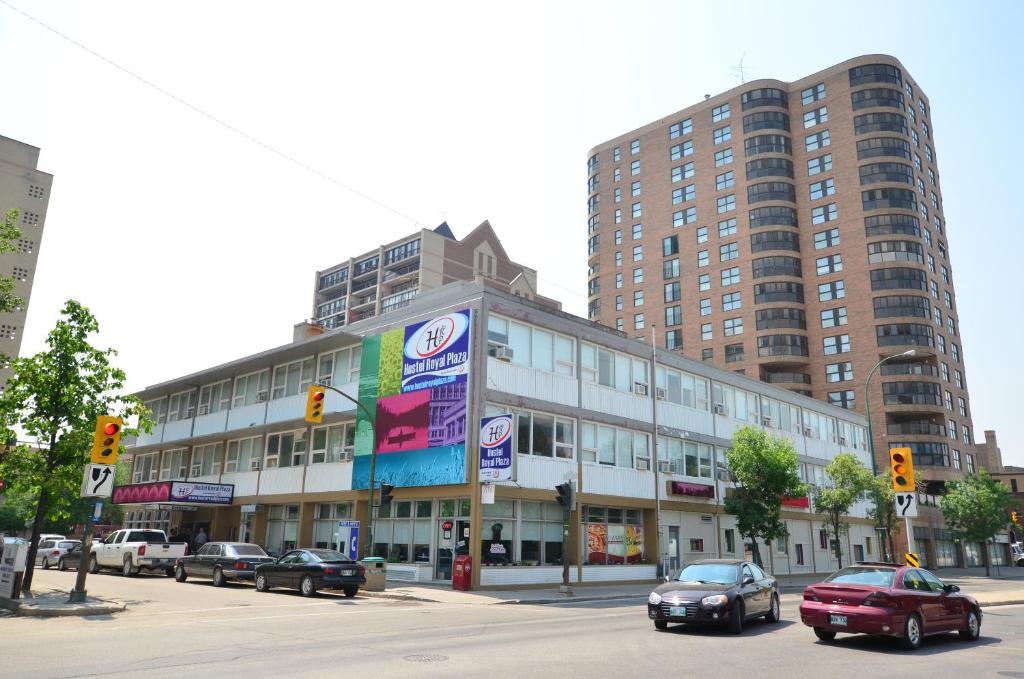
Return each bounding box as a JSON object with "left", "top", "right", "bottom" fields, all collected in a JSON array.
[
  {"left": 701, "top": 594, "right": 729, "bottom": 607},
  {"left": 648, "top": 591, "right": 662, "bottom": 605}
]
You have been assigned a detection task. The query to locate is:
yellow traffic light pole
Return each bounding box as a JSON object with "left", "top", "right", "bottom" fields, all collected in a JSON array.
[{"left": 890, "top": 447, "right": 917, "bottom": 564}]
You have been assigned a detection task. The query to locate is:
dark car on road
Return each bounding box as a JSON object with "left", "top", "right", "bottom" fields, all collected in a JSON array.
[
  {"left": 647, "top": 559, "right": 780, "bottom": 634},
  {"left": 799, "top": 562, "right": 981, "bottom": 649},
  {"left": 174, "top": 542, "right": 276, "bottom": 586},
  {"left": 255, "top": 548, "right": 366, "bottom": 598}
]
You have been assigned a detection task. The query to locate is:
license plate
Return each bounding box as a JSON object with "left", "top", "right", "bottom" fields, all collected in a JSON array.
[
  {"left": 341, "top": 569, "right": 355, "bottom": 576},
  {"left": 669, "top": 606, "right": 687, "bottom": 617},
  {"left": 829, "top": 614, "right": 848, "bottom": 627}
]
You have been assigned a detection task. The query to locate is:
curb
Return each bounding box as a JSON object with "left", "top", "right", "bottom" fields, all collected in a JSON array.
[
  {"left": 0, "top": 595, "right": 127, "bottom": 617},
  {"left": 979, "top": 598, "right": 1024, "bottom": 608}
]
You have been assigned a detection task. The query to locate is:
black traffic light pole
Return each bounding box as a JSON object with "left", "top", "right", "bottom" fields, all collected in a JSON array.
[{"left": 315, "top": 383, "right": 379, "bottom": 559}]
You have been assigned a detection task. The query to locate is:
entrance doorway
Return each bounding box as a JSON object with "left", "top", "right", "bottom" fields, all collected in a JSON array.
[
  {"left": 667, "top": 526, "right": 680, "bottom": 573},
  {"left": 435, "top": 519, "right": 470, "bottom": 580}
]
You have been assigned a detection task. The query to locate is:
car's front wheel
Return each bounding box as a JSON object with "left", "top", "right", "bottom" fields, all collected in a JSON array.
[
  {"left": 814, "top": 627, "right": 836, "bottom": 641},
  {"left": 255, "top": 573, "right": 270, "bottom": 592},
  {"left": 765, "top": 594, "right": 780, "bottom": 623},
  {"left": 300, "top": 575, "right": 317, "bottom": 597},
  {"left": 959, "top": 608, "right": 981, "bottom": 641},
  {"left": 654, "top": 620, "right": 668, "bottom": 630},
  {"left": 901, "top": 613, "right": 923, "bottom": 650},
  {"left": 728, "top": 600, "right": 744, "bottom": 634}
]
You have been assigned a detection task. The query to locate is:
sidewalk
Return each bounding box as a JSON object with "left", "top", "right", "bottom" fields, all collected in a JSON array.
[
  {"left": 0, "top": 587, "right": 126, "bottom": 617},
  {"left": 362, "top": 567, "right": 1024, "bottom": 607}
]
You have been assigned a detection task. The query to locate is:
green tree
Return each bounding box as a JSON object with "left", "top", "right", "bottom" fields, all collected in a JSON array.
[
  {"left": 940, "top": 470, "right": 1012, "bottom": 576},
  {"left": 866, "top": 473, "right": 900, "bottom": 562},
  {"left": 0, "top": 209, "right": 25, "bottom": 315},
  {"left": 0, "top": 300, "right": 149, "bottom": 591},
  {"left": 813, "top": 453, "right": 873, "bottom": 569},
  {"left": 723, "top": 426, "right": 807, "bottom": 568}
]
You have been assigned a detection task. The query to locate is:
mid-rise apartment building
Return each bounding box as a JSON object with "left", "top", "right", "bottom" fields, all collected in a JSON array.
[
  {"left": 124, "top": 281, "right": 885, "bottom": 586},
  {"left": 586, "top": 56, "right": 979, "bottom": 558},
  {"left": 312, "top": 220, "right": 555, "bottom": 329},
  {"left": 0, "top": 136, "right": 51, "bottom": 387}
]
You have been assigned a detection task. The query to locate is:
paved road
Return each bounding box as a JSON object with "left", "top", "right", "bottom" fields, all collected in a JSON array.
[{"left": 5, "top": 569, "right": 1024, "bottom": 678}]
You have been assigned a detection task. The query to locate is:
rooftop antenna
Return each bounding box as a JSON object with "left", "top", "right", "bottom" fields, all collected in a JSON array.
[{"left": 729, "top": 51, "right": 750, "bottom": 84}]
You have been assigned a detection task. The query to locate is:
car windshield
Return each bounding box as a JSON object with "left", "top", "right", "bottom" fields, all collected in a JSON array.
[
  {"left": 58, "top": 541, "right": 79, "bottom": 549},
  {"left": 230, "top": 545, "right": 268, "bottom": 557},
  {"left": 676, "top": 563, "right": 738, "bottom": 585},
  {"left": 824, "top": 566, "right": 896, "bottom": 587},
  {"left": 307, "top": 549, "right": 350, "bottom": 562}
]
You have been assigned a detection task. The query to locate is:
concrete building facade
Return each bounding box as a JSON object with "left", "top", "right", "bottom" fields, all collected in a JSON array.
[
  {"left": 585, "top": 55, "right": 980, "bottom": 559},
  {"left": 0, "top": 136, "right": 51, "bottom": 388}
]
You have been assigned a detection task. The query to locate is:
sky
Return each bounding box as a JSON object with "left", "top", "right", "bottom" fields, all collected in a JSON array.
[{"left": 0, "top": 0, "right": 1020, "bottom": 465}]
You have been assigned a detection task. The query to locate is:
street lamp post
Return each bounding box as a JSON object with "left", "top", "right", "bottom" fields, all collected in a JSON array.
[
  {"left": 864, "top": 348, "right": 917, "bottom": 561},
  {"left": 317, "top": 382, "right": 378, "bottom": 559}
]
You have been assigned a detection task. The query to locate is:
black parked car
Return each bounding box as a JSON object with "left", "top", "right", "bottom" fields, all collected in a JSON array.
[
  {"left": 174, "top": 542, "right": 275, "bottom": 586},
  {"left": 255, "top": 548, "right": 366, "bottom": 598},
  {"left": 58, "top": 542, "right": 85, "bottom": 571},
  {"left": 647, "top": 559, "right": 780, "bottom": 634}
]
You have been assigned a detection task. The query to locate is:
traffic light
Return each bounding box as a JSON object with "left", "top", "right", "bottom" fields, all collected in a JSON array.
[
  {"left": 90, "top": 416, "right": 123, "bottom": 464},
  {"left": 378, "top": 483, "right": 395, "bottom": 509},
  {"left": 305, "top": 385, "right": 326, "bottom": 424},
  {"left": 555, "top": 481, "right": 576, "bottom": 511},
  {"left": 889, "top": 447, "right": 916, "bottom": 492}
]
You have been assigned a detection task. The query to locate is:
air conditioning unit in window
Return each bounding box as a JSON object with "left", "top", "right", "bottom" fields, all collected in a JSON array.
[
  {"left": 197, "top": 404, "right": 210, "bottom": 416},
  {"left": 658, "top": 460, "right": 672, "bottom": 473},
  {"left": 319, "top": 376, "right": 332, "bottom": 387},
  {"left": 655, "top": 387, "right": 667, "bottom": 400},
  {"left": 250, "top": 459, "right": 262, "bottom": 471},
  {"left": 636, "top": 458, "right": 650, "bottom": 471},
  {"left": 803, "top": 426, "right": 813, "bottom": 436},
  {"left": 713, "top": 404, "right": 729, "bottom": 416},
  {"left": 838, "top": 435, "right": 848, "bottom": 445},
  {"left": 256, "top": 390, "right": 269, "bottom": 403},
  {"left": 633, "top": 381, "right": 649, "bottom": 396},
  {"left": 190, "top": 465, "right": 202, "bottom": 477},
  {"left": 494, "top": 345, "right": 514, "bottom": 362},
  {"left": 761, "top": 416, "right": 774, "bottom": 427}
]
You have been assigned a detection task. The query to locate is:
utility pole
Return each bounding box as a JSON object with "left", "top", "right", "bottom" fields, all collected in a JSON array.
[{"left": 651, "top": 324, "right": 666, "bottom": 581}]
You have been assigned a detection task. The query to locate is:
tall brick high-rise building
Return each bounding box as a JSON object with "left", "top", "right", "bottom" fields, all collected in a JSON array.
[{"left": 586, "top": 55, "right": 978, "bottom": 565}]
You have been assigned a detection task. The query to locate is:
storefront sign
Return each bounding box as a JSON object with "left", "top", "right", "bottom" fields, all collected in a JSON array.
[
  {"left": 669, "top": 481, "right": 715, "bottom": 498},
  {"left": 112, "top": 481, "right": 234, "bottom": 505},
  {"left": 478, "top": 414, "right": 514, "bottom": 482},
  {"left": 781, "top": 496, "right": 810, "bottom": 509}
]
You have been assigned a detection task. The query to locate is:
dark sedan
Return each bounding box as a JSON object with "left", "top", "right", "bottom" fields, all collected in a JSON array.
[
  {"left": 58, "top": 542, "right": 85, "bottom": 571},
  {"left": 647, "top": 559, "right": 780, "bottom": 634},
  {"left": 799, "top": 562, "right": 982, "bottom": 649},
  {"left": 255, "top": 548, "right": 366, "bottom": 597},
  {"left": 174, "top": 542, "right": 275, "bottom": 586}
]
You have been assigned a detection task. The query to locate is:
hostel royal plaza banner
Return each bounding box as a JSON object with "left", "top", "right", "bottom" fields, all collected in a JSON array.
[{"left": 352, "top": 309, "right": 471, "bottom": 488}]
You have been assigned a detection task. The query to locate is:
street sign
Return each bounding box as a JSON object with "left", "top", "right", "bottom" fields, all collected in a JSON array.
[
  {"left": 481, "top": 482, "right": 495, "bottom": 504},
  {"left": 905, "top": 552, "right": 920, "bottom": 568},
  {"left": 92, "top": 500, "right": 103, "bottom": 522},
  {"left": 80, "top": 464, "right": 115, "bottom": 498},
  {"left": 894, "top": 492, "right": 918, "bottom": 518}
]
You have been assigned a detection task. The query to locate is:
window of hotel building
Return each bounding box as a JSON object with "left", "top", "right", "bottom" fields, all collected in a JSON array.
[
  {"left": 712, "top": 103, "right": 731, "bottom": 122},
  {"left": 521, "top": 501, "right": 566, "bottom": 566},
  {"left": 803, "top": 106, "right": 828, "bottom": 128},
  {"left": 712, "top": 383, "right": 760, "bottom": 422},
  {"left": 719, "top": 243, "right": 738, "bottom": 262},
  {"left": 632, "top": 202, "right": 641, "bottom": 218},
  {"left": 665, "top": 306, "right": 682, "bottom": 327},
  {"left": 615, "top": 252, "right": 622, "bottom": 267},
  {"left": 722, "top": 291, "right": 742, "bottom": 311},
  {"left": 616, "top": 319, "right": 624, "bottom": 331},
  {"left": 954, "top": 369, "right": 963, "bottom": 388},
  {"left": 718, "top": 218, "right": 737, "bottom": 237},
  {"left": 375, "top": 499, "right": 433, "bottom": 563},
  {"left": 699, "top": 273, "right": 710, "bottom": 291},
  {"left": 673, "top": 207, "right": 697, "bottom": 226},
  {"left": 696, "top": 226, "right": 708, "bottom": 243},
  {"left": 807, "top": 154, "right": 832, "bottom": 176},
  {"left": 198, "top": 380, "right": 231, "bottom": 415},
  {"left": 819, "top": 281, "right": 845, "bottom": 301},
  {"left": 724, "top": 528, "right": 737, "bottom": 554},
  {"left": 721, "top": 267, "right": 740, "bottom": 286},
  {"left": 725, "top": 343, "right": 744, "bottom": 363},
  {"left": 634, "top": 268, "right": 644, "bottom": 284},
  {"left": 633, "top": 290, "right": 644, "bottom": 306},
  {"left": 934, "top": 307, "right": 942, "bottom": 326},
  {"left": 631, "top": 181, "right": 641, "bottom": 197},
  {"left": 716, "top": 171, "right": 735, "bottom": 190},
  {"left": 962, "top": 425, "right": 971, "bottom": 445},
  {"left": 949, "top": 419, "right": 958, "bottom": 441},
  {"left": 952, "top": 449, "right": 961, "bottom": 470},
  {"left": 814, "top": 228, "right": 840, "bottom": 250},
  {"left": 821, "top": 307, "right": 848, "bottom": 328},
  {"left": 666, "top": 329, "right": 683, "bottom": 350},
  {"left": 655, "top": 367, "right": 711, "bottom": 411},
  {"left": 958, "top": 397, "right": 967, "bottom": 417},
  {"left": 265, "top": 432, "right": 306, "bottom": 469},
  {"left": 159, "top": 449, "right": 188, "bottom": 480},
  {"left": 167, "top": 390, "right": 197, "bottom": 421},
  {"left": 311, "top": 422, "right": 356, "bottom": 463},
  {"left": 724, "top": 317, "right": 743, "bottom": 336},
  {"left": 700, "top": 298, "right": 711, "bottom": 316},
  {"left": 614, "top": 167, "right": 621, "bottom": 182},
  {"left": 717, "top": 195, "right": 736, "bottom": 213},
  {"left": 232, "top": 369, "right": 271, "bottom": 408},
  {"left": 630, "top": 139, "right": 640, "bottom": 155},
  {"left": 714, "top": 148, "right": 733, "bottom": 166},
  {"left": 701, "top": 323, "right": 712, "bottom": 341},
  {"left": 266, "top": 505, "right": 300, "bottom": 555},
  {"left": 486, "top": 316, "right": 575, "bottom": 375},
  {"left": 613, "top": 147, "right": 620, "bottom": 162},
  {"left": 811, "top": 203, "right": 837, "bottom": 224},
  {"left": 828, "top": 391, "right": 856, "bottom": 410},
  {"left": 673, "top": 185, "right": 696, "bottom": 204},
  {"left": 671, "top": 140, "right": 694, "bottom": 160},
  {"left": 823, "top": 334, "right": 851, "bottom": 355},
  {"left": 805, "top": 130, "right": 831, "bottom": 151},
  {"left": 672, "top": 162, "right": 695, "bottom": 182},
  {"left": 664, "top": 258, "right": 680, "bottom": 279},
  {"left": 810, "top": 178, "right": 835, "bottom": 200},
  {"left": 615, "top": 273, "right": 623, "bottom": 288},
  {"left": 965, "top": 454, "right": 975, "bottom": 474},
  {"left": 633, "top": 245, "right": 643, "bottom": 262},
  {"left": 657, "top": 437, "right": 714, "bottom": 478},
  {"left": 801, "top": 82, "right": 826, "bottom": 105},
  {"left": 614, "top": 209, "right": 621, "bottom": 224},
  {"left": 132, "top": 452, "right": 159, "bottom": 483},
  {"left": 816, "top": 254, "right": 843, "bottom": 275},
  {"left": 925, "top": 145, "right": 933, "bottom": 162},
  {"left": 615, "top": 295, "right": 623, "bottom": 311},
  {"left": 632, "top": 223, "right": 642, "bottom": 240},
  {"left": 512, "top": 408, "right": 575, "bottom": 459},
  {"left": 702, "top": 349, "right": 714, "bottom": 363},
  {"left": 945, "top": 291, "right": 954, "bottom": 309},
  {"left": 144, "top": 398, "right": 168, "bottom": 425},
  {"left": 312, "top": 503, "right": 353, "bottom": 549},
  {"left": 225, "top": 436, "right": 263, "bottom": 472},
  {"left": 669, "top": 118, "right": 693, "bottom": 139},
  {"left": 271, "top": 357, "right": 315, "bottom": 400},
  {"left": 826, "top": 362, "right": 853, "bottom": 383},
  {"left": 580, "top": 344, "right": 649, "bottom": 393},
  {"left": 911, "top": 129, "right": 919, "bottom": 146},
  {"left": 190, "top": 443, "right": 223, "bottom": 477},
  {"left": 580, "top": 424, "right": 649, "bottom": 469},
  {"left": 663, "top": 235, "right": 679, "bottom": 257},
  {"left": 714, "top": 125, "right": 732, "bottom": 144}
]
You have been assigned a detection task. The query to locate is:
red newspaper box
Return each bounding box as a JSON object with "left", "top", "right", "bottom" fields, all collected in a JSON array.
[{"left": 452, "top": 554, "right": 472, "bottom": 591}]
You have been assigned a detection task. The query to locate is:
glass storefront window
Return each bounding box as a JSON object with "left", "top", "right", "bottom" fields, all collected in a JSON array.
[
  {"left": 584, "top": 505, "right": 644, "bottom": 565},
  {"left": 481, "top": 501, "right": 515, "bottom": 565},
  {"left": 266, "top": 504, "right": 299, "bottom": 555},
  {"left": 935, "top": 540, "right": 959, "bottom": 568},
  {"left": 312, "top": 503, "right": 352, "bottom": 549}
]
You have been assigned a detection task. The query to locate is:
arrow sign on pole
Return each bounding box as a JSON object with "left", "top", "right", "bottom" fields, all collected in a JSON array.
[{"left": 895, "top": 492, "right": 918, "bottom": 518}]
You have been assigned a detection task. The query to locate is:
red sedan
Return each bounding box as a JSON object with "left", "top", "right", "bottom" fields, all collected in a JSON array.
[{"left": 799, "top": 562, "right": 982, "bottom": 649}]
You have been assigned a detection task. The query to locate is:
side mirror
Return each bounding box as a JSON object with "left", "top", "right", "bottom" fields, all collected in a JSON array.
[
  {"left": 742, "top": 575, "right": 755, "bottom": 586},
  {"left": 944, "top": 584, "right": 960, "bottom": 593}
]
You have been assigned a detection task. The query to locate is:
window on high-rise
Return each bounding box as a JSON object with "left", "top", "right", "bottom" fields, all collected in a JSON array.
[
  {"left": 801, "top": 83, "right": 825, "bottom": 105},
  {"left": 714, "top": 148, "right": 733, "bottom": 166},
  {"left": 712, "top": 103, "right": 731, "bottom": 122}
]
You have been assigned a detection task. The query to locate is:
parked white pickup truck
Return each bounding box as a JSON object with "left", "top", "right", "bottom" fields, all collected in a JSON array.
[{"left": 90, "top": 529, "right": 188, "bottom": 577}]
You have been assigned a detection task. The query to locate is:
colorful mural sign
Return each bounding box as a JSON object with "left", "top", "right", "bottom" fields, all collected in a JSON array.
[
  {"left": 352, "top": 309, "right": 471, "bottom": 489},
  {"left": 587, "top": 523, "right": 644, "bottom": 564}
]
